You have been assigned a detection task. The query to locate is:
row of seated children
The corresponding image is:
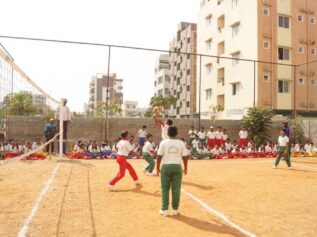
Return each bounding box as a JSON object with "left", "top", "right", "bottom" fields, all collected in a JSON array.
[
  {"left": 189, "top": 138, "right": 279, "bottom": 159},
  {"left": 291, "top": 141, "right": 317, "bottom": 157},
  {"left": 68, "top": 136, "right": 157, "bottom": 159},
  {"left": 0, "top": 139, "right": 47, "bottom": 160}
]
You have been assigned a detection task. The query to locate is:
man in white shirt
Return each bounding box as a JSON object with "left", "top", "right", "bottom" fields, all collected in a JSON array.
[
  {"left": 156, "top": 126, "right": 189, "bottom": 217},
  {"left": 239, "top": 127, "right": 248, "bottom": 147},
  {"left": 153, "top": 116, "right": 173, "bottom": 140},
  {"left": 215, "top": 126, "right": 224, "bottom": 147},
  {"left": 54, "top": 98, "right": 71, "bottom": 140},
  {"left": 206, "top": 126, "right": 216, "bottom": 148},
  {"left": 197, "top": 127, "right": 206, "bottom": 145},
  {"left": 273, "top": 129, "right": 292, "bottom": 169}
]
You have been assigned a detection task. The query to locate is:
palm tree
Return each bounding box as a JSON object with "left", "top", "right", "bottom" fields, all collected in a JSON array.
[{"left": 242, "top": 107, "right": 273, "bottom": 147}]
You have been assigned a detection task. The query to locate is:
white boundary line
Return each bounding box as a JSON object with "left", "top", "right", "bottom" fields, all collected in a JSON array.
[
  {"left": 17, "top": 164, "right": 61, "bottom": 237},
  {"left": 181, "top": 188, "right": 256, "bottom": 237}
]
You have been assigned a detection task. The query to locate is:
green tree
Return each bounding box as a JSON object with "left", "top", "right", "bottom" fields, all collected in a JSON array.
[
  {"left": 150, "top": 96, "right": 176, "bottom": 117},
  {"left": 95, "top": 101, "right": 106, "bottom": 118},
  {"left": 290, "top": 117, "right": 305, "bottom": 144},
  {"left": 242, "top": 107, "right": 273, "bottom": 147},
  {"left": 108, "top": 99, "right": 123, "bottom": 117},
  {"left": 4, "top": 92, "right": 37, "bottom": 116},
  {"left": 144, "top": 107, "right": 153, "bottom": 117},
  {"left": 209, "top": 104, "right": 224, "bottom": 126}
]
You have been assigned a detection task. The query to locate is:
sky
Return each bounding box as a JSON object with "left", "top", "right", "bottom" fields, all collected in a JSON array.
[{"left": 0, "top": 0, "right": 199, "bottom": 112}]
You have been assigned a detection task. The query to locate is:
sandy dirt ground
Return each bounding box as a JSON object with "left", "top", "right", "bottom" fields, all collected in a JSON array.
[{"left": 0, "top": 157, "right": 317, "bottom": 237}]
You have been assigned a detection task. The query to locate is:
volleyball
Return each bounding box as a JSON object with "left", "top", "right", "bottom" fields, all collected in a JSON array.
[{"left": 152, "top": 106, "right": 162, "bottom": 117}]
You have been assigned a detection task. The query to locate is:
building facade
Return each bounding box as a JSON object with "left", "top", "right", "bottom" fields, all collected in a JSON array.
[
  {"left": 88, "top": 73, "right": 123, "bottom": 112},
  {"left": 169, "top": 22, "right": 197, "bottom": 118},
  {"left": 122, "top": 100, "right": 147, "bottom": 118},
  {"left": 198, "top": 0, "right": 317, "bottom": 119},
  {"left": 154, "top": 54, "right": 170, "bottom": 97}
]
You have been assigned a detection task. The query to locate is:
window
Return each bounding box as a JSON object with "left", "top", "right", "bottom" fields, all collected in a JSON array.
[
  {"left": 298, "top": 78, "right": 304, "bottom": 85},
  {"left": 297, "top": 15, "right": 303, "bottom": 22},
  {"left": 205, "top": 38, "right": 212, "bottom": 51},
  {"left": 187, "top": 69, "right": 191, "bottom": 75},
  {"left": 310, "top": 48, "right": 316, "bottom": 55},
  {"left": 232, "top": 23, "right": 240, "bottom": 37},
  {"left": 205, "top": 64, "right": 212, "bottom": 75},
  {"left": 278, "top": 80, "right": 289, "bottom": 93},
  {"left": 206, "top": 15, "right": 212, "bottom": 27},
  {"left": 232, "top": 83, "right": 238, "bottom": 95},
  {"left": 187, "top": 101, "right": 190, "bottom": 107},
  {"left": 278, "top": 16, "right": 290, "bottom": 28},
  {"left": 187, "top": 37, "right": 191, "bottom": 43},
  {"left": 158, "top": 76, "right": 163, "bottom": 84},
  {"left": 206, "top": 89, "right": 212, "bottom": 100},
  {"left": 298, "top": 46, "right": 304, "bottom": 53},
  {"left": 187, "top": 85, "right": 190, "bottom": 91},
  {"left": 264, "top": 41, "right": 270, "bottom": 49},
  {"left": 310, "top": 17, "right": 316, "bottom": 24},
  {"left": 311, "top": 79, "right": 316, "bottom": 86},
  {"left": 187, "top": 54, "right": 191, "bottom": 59},
  {"left": 278, "top": 47, "right": 290, "bottom": 60},
  {"left": 232, "top": 53, "right": 240, "bottom": 66},
  {"left": 263, "top": 74, "right": 270, "bottom": 82},
  {"left": 232, "top": 0, "right": 238, "bottom": 8},
  {"left": 263, "top": 8, "right": 270, "bottom": 16}
]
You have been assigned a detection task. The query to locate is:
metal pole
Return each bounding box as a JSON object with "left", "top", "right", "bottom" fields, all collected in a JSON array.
[
  {"left": 253, "top": 61, "right": 256, "bottom": 107},
  {"left": 59, "top": 99, "right": 63, "bottom": 159},
  {"left": 10, "top": 66, "right": 13, "bottom": 138},
  {"left": 199, "top": 55, "right": 202, "bottom": 129},
  {"left": 293, "top": 65, "right": 297, "bottom": 119},
  {"left": 105, "top": 46, "right": 111, "bottom": 141}
]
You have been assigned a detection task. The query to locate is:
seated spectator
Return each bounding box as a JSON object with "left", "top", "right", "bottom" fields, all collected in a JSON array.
[
  {"left": 191, "top": 135, "right": 199, "bottom": 151},
  {"left": 224, "top": 138, "right": 233, "bottom": 159},
  {"left": 212, "top": 144, "right": 224, "bottom": 159},
  {"left": 100, "top": 141, "right": 112, "bottom": 158},
  {"left": 87, "top": 140, "right": 101, "bottom": 159}
]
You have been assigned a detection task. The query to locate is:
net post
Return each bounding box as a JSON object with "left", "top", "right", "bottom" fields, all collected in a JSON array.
[{"left": 59, "top": 99, "right": 63, "bottom": 159}]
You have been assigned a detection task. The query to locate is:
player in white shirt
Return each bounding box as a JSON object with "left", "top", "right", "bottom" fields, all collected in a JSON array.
[
  {"left": 107, "top": 131, "right": 141, "bottom": 190},
  {"left": 207, "top": 126, "right": 216, "bottom": 148},
  {"left": 137, "top": 125, "right": 147, "bottom": 148},
  {"left": 142, "top": 134, "right": 156, "bottom": 176},
  {"left": 224, "top": 138, "right": 233, "bottom": 158},
  {"left": 154, "top": 116, "right": 173, "bottom": 140},
  {"left": 273, "top": 129, "right": 292, "bottom": 169},
  {"left": 188, "top": 126, "right": 197, "bottom": 145},
  {"left": 191, "top": 136, "right": 199, "bottom": 150},
  {"left": 157, "top": 126, "right": 189, "bottom": 216},
  {"left": 197, "top": 127, "right": 206, "bottom": 145},
  {"left": 215, "top": 126, "right": 224, "bottom": 147},
  {"left": 238, "top": 127, "right": 248, "bottom": 147},
  {"left": 222, "top": 129, "right": 228, "bottom": 143}
]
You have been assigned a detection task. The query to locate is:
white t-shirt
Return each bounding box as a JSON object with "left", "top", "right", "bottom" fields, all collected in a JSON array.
[
  {"left": 116, "top": 140, "right": 133, "bottom": 156},
  {"left": 157, "top": 139, "right": 188, "bottom": 165},
  {"left": 138, "top": 129, "right": 147, "bottom": 138},
  {"left": 222, "top": 134, "right": 228, "bottom": 141},
  {"left": 88, "top": 145, "right": 100, "bottom": 153},
  {"left": 278, "top": 136, "right": 289, "bottom": 147},
  {"left": 207, "top": 131, "right": 216, "bottom": 139},
  {"left": 143, "top": 141, "right": 153, "bottom": 153},
  {"left": 191, "top": 139, "right": 199, "bottom": 149},
  {"left": 265, "top": 145, "right": 272, "bottom": 152},
  {"left": 188, "top": 129, "right": 197, "bottom": 138},
  {"left": 224, "top": 142, "right": 232, "bottom": 151},
  {"left": 239, "top": 130, "right": 248, "bottom": 139},
  {"left": 215, "top": 131, "right": 223, "bottom": 139},
  {"left": 197, "top": 131, "right": 206, "bottom": 140},
  {"left": 161, "top": 124, "right": 169, "bottom": 140}
]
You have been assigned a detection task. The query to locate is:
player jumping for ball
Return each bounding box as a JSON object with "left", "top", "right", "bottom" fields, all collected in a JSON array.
[{"left": 156, "top": 126, "right": 189, "bottom": 216}]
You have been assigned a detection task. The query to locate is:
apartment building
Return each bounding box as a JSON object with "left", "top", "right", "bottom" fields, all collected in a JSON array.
[
  {"left": 198, "top": 0, "right": 317, "bottom": 119},
  {"left": 88, "top": 73, "right": 123, "bottom": 112},
  {"left": 122, "top": 100, "right": 147, "bottom": 117},
  {"left": 169, "top": 22, "right": 197, "bottom": 118},
  {"left": 154, "top": 54, "right": 170, "bottom": 97}
]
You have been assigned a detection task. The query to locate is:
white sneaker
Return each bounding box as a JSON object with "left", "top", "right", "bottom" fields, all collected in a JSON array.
[
  {"left": 159, "top": 210, "right": 168, "bottom": 217},
  {"left": 107, "top": 184, "right": 115, "bottom": 191},
  {"left": 172, "top": 210, "right": 179, "bottom": 216},
  {"left": 272, "top": 166, "right": 277, "bottom": 169},
  {"left": 135, "top": 180, "right": 142, "bottom": 185},
  {"left": 288, "top": 167, "right": 293, "bottom": 170},
  {"left": 145, "top": 172, "right": 154, "bottom": 176}
]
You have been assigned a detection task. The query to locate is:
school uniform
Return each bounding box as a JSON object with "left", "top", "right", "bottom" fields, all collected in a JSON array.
[
  {"left": 274, "top": 135, "right": 291, "bottom": 168},
  {"left": 138, "top": 129, "right": 147, "bottom": 146},
  {"left": 207, "top": 131, "right": 216, "bottom": 147},
  {"left": 108, "top": 140, "right": 139, "bottom": 186},
  {"left": 239, "top": 130, "right": 248, "bottom": 147},
  {"left": 215, "top": 131, "right": 223, "bottom": 147},
  {"left": 142, "top": 141, "right": 155, "bottom": 173},
  {"left": 157, "top": 138, "right": 188, "bottom": 211},
  {"left": 197, "top": 131, "right": 206, "bottom": 145}
]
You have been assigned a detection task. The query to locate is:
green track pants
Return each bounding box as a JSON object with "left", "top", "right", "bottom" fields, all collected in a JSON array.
[
  {"left": 160, "top": 164, "right": 182, "bottom": 211},
  {"left": 143, "top": 152, "right": 155, "bottom": 173},
  {"left": 275, "top": 146, "right": 291, "bottom": 167}
]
